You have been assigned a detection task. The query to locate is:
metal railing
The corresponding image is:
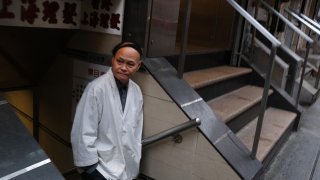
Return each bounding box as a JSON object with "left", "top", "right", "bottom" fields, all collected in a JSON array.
[
  {"left": 285, "top": 9, "right": 320, "bottom": 36},
  {"left": 260, "top": 1, "right": 313, "bottom": 42},
  {"left": 259, "top": 0, "right": 314, "bottom": 107},
  {"left": 227, "top": 0, "right": 281, "bottom": 159},
  {"left": 299, "top": 13, "right": 320, "bottom": 89},
  {"left": 300, "top": 14, "right": 320, "bottom": 31},
  {"left": 142, "top": 118, "right": 201, "bottom": 147},
  {"left": 284, "top": 9, "right": 320, "bottom": 96}
]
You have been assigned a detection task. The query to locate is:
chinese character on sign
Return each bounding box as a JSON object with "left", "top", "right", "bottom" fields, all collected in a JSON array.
[
  {"left": 42, "top": 1, "right": 59, "bottom": 24},
  {"left": 0, "top": 0, "right": 15, "bottom": 18},
  {"left": 90, "top": 0, "right": 113, "bottom": 11},
  {"left": 81, "top": 0, "right": 123, "bottom": 35},
  {"left": 0, "top": 0, "right": 121, "bottom": 34},
  {"left": 90, "top": 11, "right": 99, "bottom": 28},
  {"left": 81, "top": 11, "right": 89, "bottom": 25},
  {"left": 93, "top": 69, "right": 99, "bottom": 77},
  {"left": 91, "top": 0, "right": 99, "bottom": 10},
  {"left": 88, "top": 68, "right": 93, "bottom": 76},
  {"left": 88, "top": 68, "right": 104, "bottom": 78},
  {"left": 110, "top": 13, "right": 119, "bottom": 30},
  {"left": 63, "top": 2, "right": 77, "bottom": 26},
  {"left": 21, "top": 0, "right": 40, "bottom": 24},
  {"left": 99, "top": 13, "right": 109, "bottom": 28},
  {"left": 100, "top": 0, "right": 112, "bottom": 11}
]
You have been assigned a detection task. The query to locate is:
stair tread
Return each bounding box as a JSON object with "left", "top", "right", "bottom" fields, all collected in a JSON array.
[
  {"left": 236, "top": 107, "right": 296, "bottom": 161},
  {"left": 207, "top": 85, "right": 273, "bottom": 123},
  {"left": 183, "top": 66, "right": 252, "bottom": 89}
]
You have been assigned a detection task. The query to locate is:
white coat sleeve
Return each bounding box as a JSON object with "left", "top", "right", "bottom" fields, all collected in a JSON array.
[
  {"left": 71, "top": 84, "right": 102, "bottom": 167},
  {"left": 137, "top": 94, "right": 144, "bottom": 142}
]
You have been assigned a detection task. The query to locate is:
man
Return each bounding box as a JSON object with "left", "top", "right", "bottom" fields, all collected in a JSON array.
[{"left": 71, "top": 41, "right": 144, "bottom": 180}]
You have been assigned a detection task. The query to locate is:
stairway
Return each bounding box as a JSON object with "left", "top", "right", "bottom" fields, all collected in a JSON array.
[
  {"left": 291, "top": 49, "right": 320, "bottom": 104},
  {"left": 184, "top": 65, "right": 297, "bottom": 165}
]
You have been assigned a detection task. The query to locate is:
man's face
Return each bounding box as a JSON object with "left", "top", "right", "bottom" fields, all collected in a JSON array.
[{"left": 111, "top": 47, "right": 141, "bottom": 84}]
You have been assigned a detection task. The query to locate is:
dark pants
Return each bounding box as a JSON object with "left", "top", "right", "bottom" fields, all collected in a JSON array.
[{"left": 81, "top": 169, "right": 105, "bottom": 180}]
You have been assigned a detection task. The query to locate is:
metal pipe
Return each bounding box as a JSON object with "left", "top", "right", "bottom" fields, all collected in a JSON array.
[
  {"left": 227, "top": 0, "right": 281, "bottom": 47},
  {"left": 142, "top": 118, "right": 201, "bottom": 147},
  {"left": 177, "top": 0, "right": 192, "bottom": 79},
  {"left": 251, "top": 45, "right": 277, "bottom": 159}
]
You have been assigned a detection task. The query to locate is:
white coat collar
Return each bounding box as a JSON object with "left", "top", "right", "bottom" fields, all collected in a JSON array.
[{"left": 107, "top": 69, "right": 131, "bottom": 117}]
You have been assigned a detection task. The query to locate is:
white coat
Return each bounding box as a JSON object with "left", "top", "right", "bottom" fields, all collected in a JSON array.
[{"left": 71, "top": 69, "right": 143, "bottom": 180}]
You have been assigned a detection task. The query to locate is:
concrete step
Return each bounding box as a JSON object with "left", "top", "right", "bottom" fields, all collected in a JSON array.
[
  {"left": 296, "top": 77, "right": 318, "bottom": 95},
  {"left": 183, "top": 66, "right": 252, "bottom": 89},
  {"left": 236, "top": 107, "right": 296, "bottom": 161},
  {"left": 207, "top": 85, "right": 273, "bottom": 123}
]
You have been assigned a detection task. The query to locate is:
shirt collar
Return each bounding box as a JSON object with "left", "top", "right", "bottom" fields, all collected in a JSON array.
[{"left": 114, "top": 76, "right": 128, "bottom": 90}]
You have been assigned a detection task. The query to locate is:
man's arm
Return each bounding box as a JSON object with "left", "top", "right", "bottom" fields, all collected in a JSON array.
[{"left": 70, "top": 85, "right": 101, "bottom": 167}]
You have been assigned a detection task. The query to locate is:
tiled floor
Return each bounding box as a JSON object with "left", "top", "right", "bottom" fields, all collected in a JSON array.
[{"left": 263, "top": 95, "right": 320, "bottom": 179}]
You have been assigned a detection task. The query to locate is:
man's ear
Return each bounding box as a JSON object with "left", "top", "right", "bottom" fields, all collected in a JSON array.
[
  {"left": 137, "top": 60, "right": 142, "bottom": 70},
  {"left": 111, "top": 57, "right": 116, "bottom": 65}
]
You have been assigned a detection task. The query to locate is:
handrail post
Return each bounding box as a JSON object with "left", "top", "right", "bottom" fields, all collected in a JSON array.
[
  {"left": 237, "top": 20, "right": 249, "bottom": 67},
  {"left": 249, "top": 1, "right": 259, "bottom": 61},
  {"left": 251, "top": 45, "right": 277, "bottom": 159},
  {"left": 177, "top": 0, "right": 192, "bottom": 79},
  {"left": 227, "top": 0, "right": 281, "bottom": 159},
  {"left": 295, "top": 42, "right": 311, "bottom": 107},
  {"left": 274, "top": 13, "right": 280, "bottom": 38}
]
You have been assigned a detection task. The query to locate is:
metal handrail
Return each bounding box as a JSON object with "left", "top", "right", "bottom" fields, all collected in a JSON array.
[
  {"left": 285, "top": 8, "right": 320, "bottom": 96},
  {"left": 298, "top": 13, "right": 320, "bottom": 90},
  {"left": 227, "top": 0, "right": 279, "bottom": 160},
  {"left": 285, "top": 9, "right": 320, "bottom": 36},
  {"left": 300, "top": 14, "right": 320, "bottom": 31},
  {"left": 260, "top": 0, "right": 313, "bottom": 43},
  {"left": 227, "top": 0, "right": 281, "bottom": 47},
  {"left": 260, "top": 1, "right": 314, "bottom": 106},
  {"left": 142, "top": 118, "right": 201, "bottom": 147}
]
